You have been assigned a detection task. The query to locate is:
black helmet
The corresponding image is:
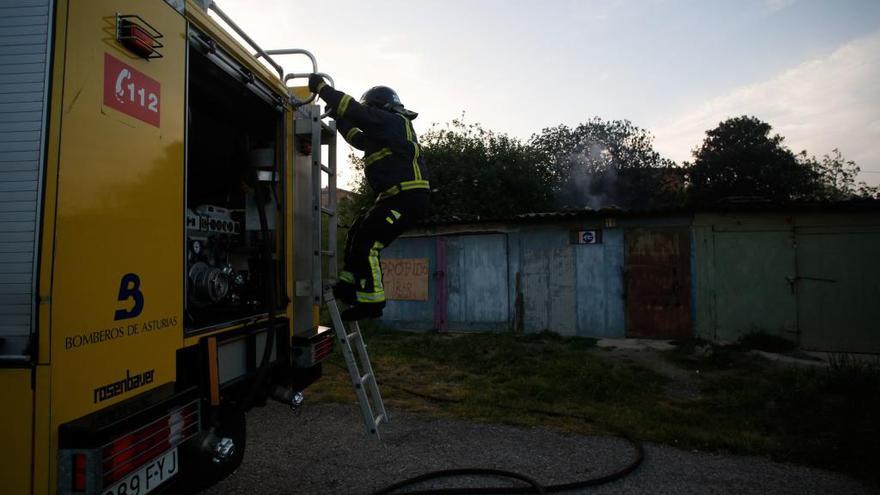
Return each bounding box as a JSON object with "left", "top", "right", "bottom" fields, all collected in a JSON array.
[{"left": 360, "top": 86, "right": 418, "bottom": 119}]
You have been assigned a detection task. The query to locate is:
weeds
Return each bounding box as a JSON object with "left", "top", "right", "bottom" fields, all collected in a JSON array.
[
  {"left": 738, "top": 331, "right": 797, "bottom": 353},
  {"left": 666, "top": 341, "right": 880, "bottom": 481},
  {"left": 661, "top": 338, "right": 752, "bottom": 370}
]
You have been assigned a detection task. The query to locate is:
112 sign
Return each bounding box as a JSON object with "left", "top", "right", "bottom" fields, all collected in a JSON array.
[{"left": 103, "top": 53, "right": 161, "bottom": 127}]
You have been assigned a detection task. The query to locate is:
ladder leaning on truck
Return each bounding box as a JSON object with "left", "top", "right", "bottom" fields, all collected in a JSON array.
[{"left": 0, "top": 0, "right": 365, "bottom": 493}]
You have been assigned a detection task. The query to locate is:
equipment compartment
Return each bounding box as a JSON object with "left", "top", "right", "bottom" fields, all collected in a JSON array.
[{"left": 185, "top": 28, "right": 285, "bottom": 332}]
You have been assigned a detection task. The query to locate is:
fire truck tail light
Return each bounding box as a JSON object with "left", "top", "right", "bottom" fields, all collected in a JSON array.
[
  {"left": 313, "top": 337, "right": 334, "bottom": 362},
  {"left": 101, "top": 401, "right": 200, "bottom": 486},
  {"left": 292, "top": 327, "right": 334, "bottom": 368},
  {"left": 72, "top": 453, "right": 87, "bottom": 492}
]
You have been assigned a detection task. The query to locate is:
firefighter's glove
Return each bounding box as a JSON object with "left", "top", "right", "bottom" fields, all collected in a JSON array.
[{"left": 308, "top": 73, "right": 327, "bottom": 94}]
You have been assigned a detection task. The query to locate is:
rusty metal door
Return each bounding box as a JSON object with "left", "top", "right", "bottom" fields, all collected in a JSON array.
[{"left": 624, "top": 229, "right": 691, "bottom": 339}]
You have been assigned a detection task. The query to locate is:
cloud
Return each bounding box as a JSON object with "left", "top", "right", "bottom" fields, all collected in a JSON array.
[
  {"left": 651, "top": 30, "right": 880, "bottom": 184},
  {"left": 765, "top": 0, "right": 797, "bottom": 13}
]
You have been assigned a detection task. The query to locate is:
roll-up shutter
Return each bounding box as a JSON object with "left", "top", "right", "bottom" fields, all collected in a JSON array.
[{"left": 0, "top": 0, "right": 53, "bottom": 359}]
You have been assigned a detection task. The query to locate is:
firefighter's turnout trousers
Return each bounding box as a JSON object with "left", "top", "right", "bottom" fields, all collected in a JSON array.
[{"left": 340, "top": 190, "right": 429, "bottom": 307}]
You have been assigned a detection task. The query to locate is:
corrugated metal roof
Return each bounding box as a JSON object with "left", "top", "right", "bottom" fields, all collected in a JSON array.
[{"left": 418, "top": 199, "right": 880, "bottom": 227}]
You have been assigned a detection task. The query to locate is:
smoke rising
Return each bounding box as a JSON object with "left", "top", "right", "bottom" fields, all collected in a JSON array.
[{"left": 556, "top": 141, "right": 621, "bottom": 210}]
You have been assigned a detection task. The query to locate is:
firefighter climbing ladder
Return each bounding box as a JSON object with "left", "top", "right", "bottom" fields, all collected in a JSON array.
[
  {"left": 310, "top": 104, "right": 389, "bottom": 438},
  {"left": 293, "top": 92, "right": 388, "bottom": 438}
]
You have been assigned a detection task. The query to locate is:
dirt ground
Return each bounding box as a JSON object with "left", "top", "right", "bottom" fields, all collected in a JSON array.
[
  {"left": 206, "top": 402, "right": 875, "bottom": 495},
  {"left": 589, "top": 338, "right": 832, "bottom": 400},
  {"left": 204, "top": 339, "right": 877, "bottom": 494},
  {"left": 592, "top": 339, "right": 704, "bottom": 399}
]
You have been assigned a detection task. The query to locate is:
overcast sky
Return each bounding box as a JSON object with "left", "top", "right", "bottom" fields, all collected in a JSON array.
[{"left": 212, "top": 0, "right": 880, "bottom": 189}]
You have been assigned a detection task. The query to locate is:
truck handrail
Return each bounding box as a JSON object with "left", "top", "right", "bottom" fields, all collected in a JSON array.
[
  {"left": 208, "top": 2, "right": 284, "bottom": 79},
  {"left": 284, "top": 71, "right": 334, "bottom": 107},
  {"left": 261, "top": 48, "right": 318, "bottom": 74},
  {"left": 258, "top": 49, "right": 331, "bottom": 107},
  {"left": 207, "top": 3, "right": 327, "bottom": 108}
]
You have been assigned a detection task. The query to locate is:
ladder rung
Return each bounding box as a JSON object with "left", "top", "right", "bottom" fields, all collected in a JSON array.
[
  {"left": 321, "top": 206, "right": 335, "bottom": 215},
  {"left": 320, "top": 164, "right": 333, "bottom": 174},
  {"left": 321, "top": 250, "right": 336, "bottom": 257},
  {"left": 324, "top": 292, "right": 386, "bottom": 439}
]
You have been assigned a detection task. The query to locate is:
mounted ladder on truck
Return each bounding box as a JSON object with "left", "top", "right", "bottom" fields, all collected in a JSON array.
[{"left": 286, "top": 63, "right": 389, "bottom": 439}]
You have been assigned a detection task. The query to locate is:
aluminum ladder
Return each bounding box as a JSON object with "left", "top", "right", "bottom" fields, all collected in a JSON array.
[
  {"left": 324, "top": 288, "right": 389, "bottom": 438},
  {"left": 297, "top": 99, "right": 389, "bottom": 439}
]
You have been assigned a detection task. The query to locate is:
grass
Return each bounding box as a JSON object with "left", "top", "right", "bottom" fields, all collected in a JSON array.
[
  {"left": 308, "top": 327, "right": 880, "bottom": 483},
  {"left": 693, "top": 352, "right": 880, "bottom": 480},
  {"left": 310, "top": 328, "right": 635, "bottom": 430}
]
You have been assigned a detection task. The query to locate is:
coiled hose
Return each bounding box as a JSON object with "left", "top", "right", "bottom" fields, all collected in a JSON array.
[{"left": 370, "top": 385, "right": 644, "bottom": 494}]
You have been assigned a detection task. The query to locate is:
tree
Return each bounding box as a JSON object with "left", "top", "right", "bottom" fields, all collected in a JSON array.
[
  {"left": 529, "top": 118, "right": 681, "bottom": 210},
  {"left": 686, "top": 116, "right": 819, "bottom": 205},
  {"left": 340, "top": 117, "right": 555, "bottom": 222},
  {"left": 797, "top": 149, "right": 880, "bottom": 201},
  {"left": 423, "top": 118, "right": 555, "bottom": 218},
  {"left": 338, "top": 153, "right": 371, "bottom": 226}
]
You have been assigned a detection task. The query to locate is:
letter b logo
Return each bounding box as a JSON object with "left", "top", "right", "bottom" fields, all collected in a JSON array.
[{"left": 115, "top": 273, "right": 144, "bottom": 321}]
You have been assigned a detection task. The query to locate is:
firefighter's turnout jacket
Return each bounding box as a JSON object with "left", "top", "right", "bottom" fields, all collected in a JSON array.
[{"left": 317, "top": 86, "right": 430, "bottom": 199}]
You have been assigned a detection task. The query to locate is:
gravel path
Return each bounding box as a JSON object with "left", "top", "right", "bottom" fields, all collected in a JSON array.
[{"left": 206, "top": 402, "right": 876, "bottom": 495}]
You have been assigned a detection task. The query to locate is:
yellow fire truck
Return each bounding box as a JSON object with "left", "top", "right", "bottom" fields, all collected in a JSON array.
[{"left": 0, "top": 0, "right": 342, "bottom": 492}]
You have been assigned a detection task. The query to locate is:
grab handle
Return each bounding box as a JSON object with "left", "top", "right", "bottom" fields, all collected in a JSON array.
[{"left": 285, "top": 72, "right": 335, "bottom": 113}]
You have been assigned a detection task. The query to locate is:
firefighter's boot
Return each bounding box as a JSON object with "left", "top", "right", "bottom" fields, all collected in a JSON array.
[{"left": 333, "top": 281, "right": 357, "bottom": 305}]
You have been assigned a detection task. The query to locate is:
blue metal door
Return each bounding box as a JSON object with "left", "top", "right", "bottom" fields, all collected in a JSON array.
[{"left": 444, "top": 234, "right": 509, "bottom": 331}]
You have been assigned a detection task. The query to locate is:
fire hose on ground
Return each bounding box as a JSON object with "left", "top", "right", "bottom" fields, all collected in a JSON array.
[{"left": 326, "top": 362, "right": 645, "bottom": 494}]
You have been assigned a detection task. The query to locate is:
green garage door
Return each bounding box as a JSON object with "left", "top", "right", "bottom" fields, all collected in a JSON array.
[
  {"left": 796, "top": 228, "right": 880, "bottom": 353},
  {"left": 713, "top": 230, "right": 798, "bottom": 342}
]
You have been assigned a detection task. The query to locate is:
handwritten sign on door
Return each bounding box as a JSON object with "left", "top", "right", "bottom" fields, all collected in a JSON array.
[{"left": 381, "top": 258, "right": 429, "bottom": 301}]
